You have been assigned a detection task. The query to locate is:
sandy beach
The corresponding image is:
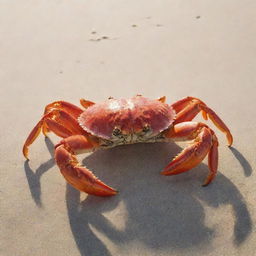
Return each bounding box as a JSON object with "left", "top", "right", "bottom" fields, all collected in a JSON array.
[{"left": 1, "top": 1, "right": 255, "bottom": 255}]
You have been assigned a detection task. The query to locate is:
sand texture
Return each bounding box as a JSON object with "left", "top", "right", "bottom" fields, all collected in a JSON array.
[{"left": 1, "top": 1, "right": 255, "bottom": 256}]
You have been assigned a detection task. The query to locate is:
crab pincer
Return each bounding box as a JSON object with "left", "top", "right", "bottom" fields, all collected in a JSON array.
[
  {"left": 55, "top": 135, "right": 117, "bottom": 196},
  {"left": 162, "top": 122, "right": 219, "bottom": 186}
]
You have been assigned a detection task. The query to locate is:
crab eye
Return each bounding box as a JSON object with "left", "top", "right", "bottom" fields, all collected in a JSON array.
[
  {"left": 142, "top": 124, "right": 150, "bottom": 132},
  {"left": 112, "top": 127, "right": 122, "bottom": 136}
]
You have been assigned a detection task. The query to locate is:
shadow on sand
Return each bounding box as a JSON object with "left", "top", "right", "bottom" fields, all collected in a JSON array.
[
  {"left": 24, "top": 139, "right": 252, "bottom": 255},
  {"left": 230, "top": 146, "right": 253, "bottom": 177},
  {"left": 24, "top": 138, "right": 55, "bottom": 207}
]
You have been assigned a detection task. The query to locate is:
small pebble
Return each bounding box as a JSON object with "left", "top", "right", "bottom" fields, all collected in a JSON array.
[
  {"left": 89, "top": 38, "right": 101, "bottom": 42},
  {"left": 132, "top": 24, "right": 137, "bottom": 27},
  {"left": 196, "top": 16, "right": 201, "bottom": 19}
]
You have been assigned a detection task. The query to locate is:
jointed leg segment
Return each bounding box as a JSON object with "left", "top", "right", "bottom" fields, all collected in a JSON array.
[
  {"left": 23, "top": 101, "right": 85, "bottom": 159},
  {"left": 171, "top": 96, "right": 233, "bottom": 146}
]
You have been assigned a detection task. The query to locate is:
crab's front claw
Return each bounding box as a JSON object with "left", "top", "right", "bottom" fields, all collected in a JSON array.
[
  {"left": 55, "top": 143, "right": 117, "bottom": 196},
  {"left": 162, "top": 123, "right": 219, "bottom": 185},
  {"left": 162, "top": 127, "right": 212, "bottom": 175}
]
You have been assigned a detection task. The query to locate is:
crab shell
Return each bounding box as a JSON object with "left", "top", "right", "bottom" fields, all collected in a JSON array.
[{"left": 78, "top": 96, "right": 175, "bottom": 143}]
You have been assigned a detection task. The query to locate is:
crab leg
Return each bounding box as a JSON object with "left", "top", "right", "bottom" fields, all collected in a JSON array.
[
  {"left": 162, "top": 122, "right": 219, "bottom": 186},
  {"left": 43, "top": 101, "right": 83, "bottom": 135},
  {"left": 157, "top": 96, "right": 166, "bottom": 103},
  {"left": 80, "top": 98, "right": 95, "bottom": 108},
  {"left": 171, "top": 97, "right": 233, "bottom": 146},
  {"left": 23, "top": 108, "right": 85, "bottom": 159},
  {"left": 55, "top": 135, "right": 117, "bottom": 196},
  {"left": 171, "top": 97, "right": 204, "bottom": 114},
  {"left": 44, "top": 101, "right": 83, "bottom": 117}
]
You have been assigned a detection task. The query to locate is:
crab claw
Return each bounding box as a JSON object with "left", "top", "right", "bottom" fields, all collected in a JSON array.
[
  {"left": 162, "top": 123, "right": 219, "bottom": 186},
  {"left": 162, "top": 127, "right": 212, "bottom": 174},
  {"left": 55, "top": 137, "right": 117, "bottom": 196}
]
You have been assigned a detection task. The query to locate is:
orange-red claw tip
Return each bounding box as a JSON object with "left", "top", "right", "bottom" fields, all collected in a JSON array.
[
  {"left": 111, "top": 190, "right": 118, "bottom": 195},
  {"left": 227, "top": 133, "right": 233, "bottom": 147},
  {"left": 161, "top": 164, "right": 176, "bottom": 175},
  {"left": 96, "top": 185, "right": 118, "bottom": 196},
  {"left": 101, "top": 189, "right": 118, "bottom": 197},
  {"left": 160, "top": 170, "right": 171, "bottom": 176},
  {"left": 22, "top": 146, "right": 29, "bottom": 160},
  {"left": 109, "top": 187, "right": 119, "bottom": 195},
  {"left": 202, "top": 174, "right": 215, "bottom": 187},
  {"left": 202, "top": 182, "right": 209, "bottom": 187},
  {"left": 202, "top": 179, "right": 213, "bottom": 186}
]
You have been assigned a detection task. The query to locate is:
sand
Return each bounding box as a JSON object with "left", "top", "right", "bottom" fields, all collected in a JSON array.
[{"left": 1, "top": 1, "right": 255, "bottom": 255}]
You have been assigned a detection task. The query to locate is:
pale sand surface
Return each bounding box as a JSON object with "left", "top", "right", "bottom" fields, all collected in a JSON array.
[{"left": 1, "top": 1, "right": 256, "bottom": 255}]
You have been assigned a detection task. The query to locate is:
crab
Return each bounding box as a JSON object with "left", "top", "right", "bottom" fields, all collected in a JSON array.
[{"left": 23, "top": 95, "right": 233, "bottom": 196}]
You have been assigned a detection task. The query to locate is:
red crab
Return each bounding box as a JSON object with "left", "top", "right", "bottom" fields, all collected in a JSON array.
[{"left": 23, "top": 95, "right": 233, "bottom": 196}]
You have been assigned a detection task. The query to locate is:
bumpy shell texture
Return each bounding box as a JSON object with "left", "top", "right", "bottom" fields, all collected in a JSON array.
[{"left": 78, "top": 96, "right": 175, "bottom": 140}]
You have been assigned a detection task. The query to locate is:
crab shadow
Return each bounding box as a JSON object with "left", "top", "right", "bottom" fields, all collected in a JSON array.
[
  {"left": 23, "top": 138, "right": 252, "bottom": 255},
  {"left": 24, "top": 137, "right": 55, "bottom": 207},
  {"left": 65, "top": 142, "right": 252, "bottom": 256},
  {"left": 229, "top": 146, "right": 253, "bottom": 177}
]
